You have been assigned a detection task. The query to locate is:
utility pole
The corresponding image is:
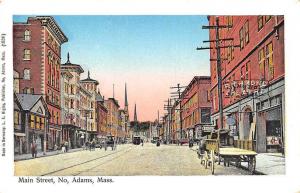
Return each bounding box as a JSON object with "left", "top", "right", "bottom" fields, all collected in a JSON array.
[
  {"left": 170, "top": 83, "right": 186, "bottom": 141},
  {"left": 197, "top": 16, "right": 239, "bottom": 140}
]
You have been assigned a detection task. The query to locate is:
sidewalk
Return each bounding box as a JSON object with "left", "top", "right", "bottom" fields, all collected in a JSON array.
[
  {"left": 241, "top": 153, "right": 285, "bottom": 175},
  {"left": 189, "top": 145, "right": 285, "bottom": 175},
  {"left": 14, "top": 147, "right": 84, "bottom": 161}
]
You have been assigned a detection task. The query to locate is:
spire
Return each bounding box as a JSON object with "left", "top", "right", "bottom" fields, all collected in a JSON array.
[
  {"left": 125, "top": 83, "right": 128, "bottom": 107},
  {"left": 134, "top": 103, "right": 138, "bottom": 122},
  {"left": 88, "top": 70, "right": 90, "bottom": 79},
  {"left": 66, "top": 52, "right": 71, "bottom": 64}
]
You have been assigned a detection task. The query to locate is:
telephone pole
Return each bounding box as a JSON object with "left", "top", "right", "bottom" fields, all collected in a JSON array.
[
  {"left": 170, "top": 83, "right": 186, "bottom": 140},
  {"left": 197, "top": 16, "right": 239, "bottom": 140}
]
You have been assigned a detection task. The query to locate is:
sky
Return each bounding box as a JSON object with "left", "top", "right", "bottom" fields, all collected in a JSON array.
[{"left": 13, "top": 15, "right": 210, "bottom": 122}]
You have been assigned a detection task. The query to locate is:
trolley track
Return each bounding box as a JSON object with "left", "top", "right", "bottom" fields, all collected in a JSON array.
[{"left": 41, "top": 146, "right": 134, "bottom": 176}]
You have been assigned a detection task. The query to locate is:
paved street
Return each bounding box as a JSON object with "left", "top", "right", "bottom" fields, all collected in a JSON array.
[{"left": 15, "top": 143, "right": 250, "bottom": 176}]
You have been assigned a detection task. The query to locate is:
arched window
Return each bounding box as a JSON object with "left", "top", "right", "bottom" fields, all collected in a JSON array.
[{"left": 24, "top": 30, "right": 31, "bottom": 41}]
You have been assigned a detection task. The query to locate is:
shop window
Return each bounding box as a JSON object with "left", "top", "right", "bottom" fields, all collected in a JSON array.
[
  {"left": 14, "top": 111, "right": 20, "bottom": 126},
  {"left": 36, "top": 116, "right": 40, "bottom": 129},
  {"left": 201, "top": 108, "right": 211, "bottom": 124},
  {"left": 41, "top": 118, "right": 45, "bottom": 130},
  {"left": 24, "top": 30, "right": 31, "bottom": 41},
  {"left": 30, "top": 114, "right": 35, "bottom": 128}
]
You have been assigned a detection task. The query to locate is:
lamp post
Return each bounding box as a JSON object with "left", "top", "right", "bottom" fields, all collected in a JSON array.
[{"left": 80, "top": 109, "right": 92, "bottom": 144}]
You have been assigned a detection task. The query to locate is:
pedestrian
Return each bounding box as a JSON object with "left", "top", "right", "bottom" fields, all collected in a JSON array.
[
  {"left": 141, "top": 139, "right": 144, "bottom": 146},
  {"left": 30, "top": 140, "right": 37, "bottom": 158},
  {"left": 61, "top": 142, "right": 66, "bottom": 153},
  {"left": 64, "top": 141, "right": 69, "bottom": 152}
]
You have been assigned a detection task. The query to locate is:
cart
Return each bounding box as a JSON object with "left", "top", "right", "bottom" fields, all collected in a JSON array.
[{"left": 197, "top": 129, "right": 257, "bottom": 175}]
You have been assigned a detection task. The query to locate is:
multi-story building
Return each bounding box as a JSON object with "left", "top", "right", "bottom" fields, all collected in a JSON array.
[
  {"left": 13, "top": 16, "right": 68, "bottom": 150},
  {"left": 60, "top": 53, "right": 84, "bottom": 148},
  {"left": 80, "top": 71, "right": 99, "bottom": 140},
  {"left": 181, "top": 76, "right": 212, "bottom": 140},
  {"left": 118, "top": 109, "right": 126, "bottom": 140},
  {"left": 208, "top": 16, "right": 284, "bottom": 153},
  {"left": 60, "top": 68, "right": 73, "bottom": 146},
  {"left": 95, "top": 92, "right": 108, "bottom": 137},
  {"left": 79, "top": 83, "right": 93, "bottom": 145},
  {"left": 104, "top": 98, "right": 120, "bottom": 137}
]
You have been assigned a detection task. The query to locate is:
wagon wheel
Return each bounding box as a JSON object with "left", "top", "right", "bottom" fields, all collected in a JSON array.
[
  {"left": 210, "top": 150, "right": 215, "bottom": 175},
  {"left": 248, "top": 156, "right": 256, "bottom": 174},
  {"left": 204, "top": 151, "right": 208, "bottom": 169}
]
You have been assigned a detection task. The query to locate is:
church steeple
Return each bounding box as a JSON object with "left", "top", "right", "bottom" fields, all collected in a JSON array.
[
  {"left": 125, "top": 83, "right": 128, "bottom": 107},
  {"left": 134, "top": 103, "right": 137, "bottom": 122}
]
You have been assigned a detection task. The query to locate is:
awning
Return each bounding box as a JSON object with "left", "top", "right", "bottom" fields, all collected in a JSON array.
[{"left": 14, "top": 133, "right": 26, "bottom": 137}]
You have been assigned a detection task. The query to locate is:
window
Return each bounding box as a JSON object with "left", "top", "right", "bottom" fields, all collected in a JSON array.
[
  {"left": 14, "top": 111, "right": 20, "bottom": 126},
  {"left": 258, "top": 16, "right": 264, "bottom": 31},
  {"left": 23, "top": 69, "right": 31, "bottom": 80},
  {"left": 41, "top": 118, "right": 45, "bottom": 130},
  {"left": 245, "top": 61, "right": 250, "bottom": 80},
  {"left": 226, "top": 16, "right": 233, "bottom": 29},
  {"left": 259, "top": 48, "right": 265, "bottom": 79},
  {"left": 70, "top": 85, "right": 74, "bottom": 94},
  {"left": 23, "top": 49, "right": 31, "bottom": 60},
  {"left": 23, "top": 87, "right": 34, "bottom": 94},
  {"left": 207, "top": 90, "right": 210, "bottom": 102},
  {"left": 70, "top": 99, "right": 74, "bottom": 109},
  {"left": 239, "top": 27, "right": 244, "bottom": 50},
  {"left": 201, "top": 108, "right": 211, "bottom": 124},
  {"left": 241, "top": 66, "right": 245, "bottom": 80},
  {"left": 24, "top": 30, "right": 31, "bottom": 41},
  {"left": 56, "top": 112, "right": 59, "bottom": 124},
  {"left": 30, "top": 114, "right": 35, "bottom": 128},
  {"left": 245, "top": 20, "right": 249, "bottom": 44},
  {"left": 266, "top": 42, "right": 274, "bottom": 80},
  {"left": 91, "top": 102, "right": 94, "bottom": 108},
  {"left": 227, "top": 40, "right": 234, "bottom": 62},
  {"left": 265, "top": 15, "right": 272, "bottom": 23},
  {"left": 36, "top": 116, "right": 40, "bottom": 129}
]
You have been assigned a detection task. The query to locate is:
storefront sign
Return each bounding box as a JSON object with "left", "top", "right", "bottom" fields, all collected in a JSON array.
[{"left": 223, "top": 80, "right": 268, "bottom": 98}]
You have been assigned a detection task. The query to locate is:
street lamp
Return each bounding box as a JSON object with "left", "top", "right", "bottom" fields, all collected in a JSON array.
[{"left": 80, "top": 109, "right": 92, "bottom": 144}]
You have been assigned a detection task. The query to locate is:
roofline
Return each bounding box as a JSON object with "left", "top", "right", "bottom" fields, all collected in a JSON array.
[
  {"left": 35, "top": 16, "right": 68, "bottom": 44},
  {"left": 61, "top": 64, "right": 84, "bottom": 73}
]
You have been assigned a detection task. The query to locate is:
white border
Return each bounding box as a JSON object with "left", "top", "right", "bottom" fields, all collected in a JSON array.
[{"left": 1, "top": 0, "right": 300, "bottom": 192}]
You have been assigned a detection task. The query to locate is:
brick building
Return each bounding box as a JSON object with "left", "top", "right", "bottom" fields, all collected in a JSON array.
[
  {"left": 13, "top": 16, "right": 68, "bottom": 150},
  {"left": 104, "top": 98, "right": 120, "bottom": 136},
  {"left": 95, "top": 92, "right": 108, "bottom": 137},
  {"left": 208, "top": 16, "right": 284, "bottom": 153},
  {"left": 181, "top": 76, "right": 212, "bottom": 140}
]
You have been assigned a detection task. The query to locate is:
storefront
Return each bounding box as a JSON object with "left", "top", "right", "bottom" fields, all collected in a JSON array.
[{"left": 14, "top": 94, "right": 50, "bottom": 155}]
